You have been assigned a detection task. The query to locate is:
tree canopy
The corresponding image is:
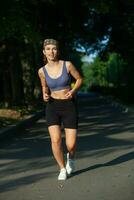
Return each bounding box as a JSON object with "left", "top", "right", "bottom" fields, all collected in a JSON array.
[{"left": 0, "top": 0, "right": 134, "bottom": 106}]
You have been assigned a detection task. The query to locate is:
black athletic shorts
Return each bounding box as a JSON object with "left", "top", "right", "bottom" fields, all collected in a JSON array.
[{"left": 45, "top": 97, "right": 78, "bottom": 129}]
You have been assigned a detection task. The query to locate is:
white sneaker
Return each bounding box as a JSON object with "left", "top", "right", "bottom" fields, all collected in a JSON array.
[
  {"left": 66, "top": 153, "right": 75, "bottom": 175},
  {"left": 58, "top": 168, "right": 67, "bottom": 180}
]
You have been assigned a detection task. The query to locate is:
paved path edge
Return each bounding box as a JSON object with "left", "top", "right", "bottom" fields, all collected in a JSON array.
[{"left": 0, "top": 109, "right": 45, "bottom": 139}]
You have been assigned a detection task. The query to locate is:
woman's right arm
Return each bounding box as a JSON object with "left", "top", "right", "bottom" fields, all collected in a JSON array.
[{"left": 38, "top": 68, "right": 50, "bottom": 102}]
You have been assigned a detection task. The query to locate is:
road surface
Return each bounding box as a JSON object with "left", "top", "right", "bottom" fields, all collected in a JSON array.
[{"left": 0, "top": 94, "right": 134, "bottom": 200}]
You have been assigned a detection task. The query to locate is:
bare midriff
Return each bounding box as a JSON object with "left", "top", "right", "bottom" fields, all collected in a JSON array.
[{"left": 50, "top": 88, "right": 71, "bottom": 99}]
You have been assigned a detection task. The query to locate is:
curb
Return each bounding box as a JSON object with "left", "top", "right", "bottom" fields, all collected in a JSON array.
[
  {"left": 0, "top": 109, "right": 45, "bottom": 140},
  {"left": 99, "top": 95, "right": 134, "bottom": 114}
]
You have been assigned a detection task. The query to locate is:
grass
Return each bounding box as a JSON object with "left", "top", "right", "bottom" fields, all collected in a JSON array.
[{"left": 0, "top": 102, "right": 45, "bottom": 129}]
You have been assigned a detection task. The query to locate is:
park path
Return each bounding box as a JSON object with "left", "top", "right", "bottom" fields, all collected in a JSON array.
[{"left": 0, "top": 94, "right": 134, "bottom": 200}]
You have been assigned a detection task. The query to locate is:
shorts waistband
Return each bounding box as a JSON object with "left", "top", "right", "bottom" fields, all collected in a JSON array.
[{"left": 49, "top": 97, "right": 74, "bottom": 102}]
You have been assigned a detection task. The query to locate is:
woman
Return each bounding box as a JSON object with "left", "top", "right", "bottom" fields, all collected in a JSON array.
[{"left": 38, "top": 39, "right": 83, "bottom": 180}]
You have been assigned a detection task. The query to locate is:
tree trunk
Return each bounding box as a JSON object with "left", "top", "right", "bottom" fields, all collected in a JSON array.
[{"left": 8, "top": 40, "right": 24, "bottom": 106}]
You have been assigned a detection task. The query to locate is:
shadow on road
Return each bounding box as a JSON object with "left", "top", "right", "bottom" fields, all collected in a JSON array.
[
  {"left": 0, "top": 93, "right": 134, "bottom": 192},
  {"left": 73, "top": 151, "right": 134, "bottom": 177}
]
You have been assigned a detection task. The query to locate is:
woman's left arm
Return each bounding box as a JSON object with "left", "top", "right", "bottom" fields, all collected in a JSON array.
[{"left": 65, "top": 61, "right": 83, "bottom": 98}]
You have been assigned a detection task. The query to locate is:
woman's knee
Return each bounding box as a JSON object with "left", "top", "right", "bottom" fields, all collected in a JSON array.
[
  {"left": 66, "top": 142, "right": 76, "bottom": 151},
  {"left": 48, "top": 125, "right": 62, "bottom": 146},
  {"left": 51, "top": 138, "right": 62, "bottom": 146}
]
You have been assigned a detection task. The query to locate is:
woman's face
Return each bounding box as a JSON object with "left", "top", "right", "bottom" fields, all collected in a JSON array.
[{"left": 43, "top": 44, "right": 58, "bottom": 61}]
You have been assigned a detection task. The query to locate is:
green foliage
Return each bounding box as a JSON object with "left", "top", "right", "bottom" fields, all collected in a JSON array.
[
  {"left": 81, "top": 62, "right": 91, "bottom": 91},
  {"left": 106, "top": 53, "right": 126, "bottom": 87},
  {"left": 81, "top": 52, "right": 127, "bottom": 92},
  {"left": 0, "top": 0, "right": 41, "bottom": 42},
  {"left": 0, "top": 0, "right": 134, "bottom": 106},
  {"left": 81, "top": 57, "right": 108, "bottom": 90},
  {"left": 89, "top": 57, "right": 107, "bottom": 87}
]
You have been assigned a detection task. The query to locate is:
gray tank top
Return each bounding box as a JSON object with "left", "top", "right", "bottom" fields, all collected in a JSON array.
[{"left": 43, "top": 61, "right": 71, "bottom": 91}]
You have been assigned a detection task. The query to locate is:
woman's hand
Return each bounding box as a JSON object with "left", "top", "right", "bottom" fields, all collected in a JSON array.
[
  {"left": 64, "top": 90, "right": 74, "bottom": 99},
  {"left": 43, "top": 93, "right": 50, "bottom": 102}
]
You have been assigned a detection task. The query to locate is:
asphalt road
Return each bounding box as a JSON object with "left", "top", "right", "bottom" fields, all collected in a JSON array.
[{"left": 0, "top": 94, "right": 134, "bottom": 200}]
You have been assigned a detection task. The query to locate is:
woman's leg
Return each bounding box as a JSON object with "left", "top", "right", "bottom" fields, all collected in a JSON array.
[
  {"left": 65, "top": 128, "right": 77, "bottom": 158},
  {"left": 48, "top": 125, "right": 65, "bottom": 169},
  {"left": 64, "top": 128, "right": 77, "bottom": 175}
]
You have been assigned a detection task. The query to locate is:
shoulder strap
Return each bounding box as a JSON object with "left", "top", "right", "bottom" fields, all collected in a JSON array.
[
  {"left": 63, "top": 61, "right": 68, "bottom": 73},
  {"left": 42, "top": 66, "right": 47, "bottom": 76}
]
